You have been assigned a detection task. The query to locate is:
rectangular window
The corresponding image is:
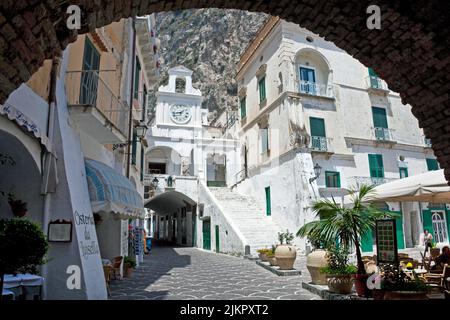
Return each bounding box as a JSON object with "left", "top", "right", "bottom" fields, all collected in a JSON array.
[
  {"left": 310, "top": 117, "right": 326, "bottom": 137},
  {"left": 368, "top": 154, "right": 384, "bottom": 178},
  {"left": 399, "top": 167, "right": 408, "bottom": 178},
  {"left": 426, "top": 158, "right": 439, "bottom": 171},
  {"left": 299, "top": 67, "right": 316, "bottom": 94},
  {"left": 131, "top": 128, "right": 137, "bottom": 165},
  {"left": 368, "top": 67, "right": 380, "bottom": 88},
  {"left": 325, "top": 171, "right": 341, "bottom": 188},
  {"left": 134, "top": 57, "right": 141, "bottom": 99},
  {"left": 80, "top": 37, "right": 100, "bottom": 104},
  {"left": 265, "top": 187, "right": 271, "bottom": 216},
  {"left": 260, "top": 127, "right": 269, "bottom": 154},
  {"left": 372, "top": 107, "right": 388, "bottom": 128},
  {"left": 258, "top": 77, "right": 266, "bottom": 103},
  {"left": 240, "top": 96, "right": 246, "bottom": 119}
]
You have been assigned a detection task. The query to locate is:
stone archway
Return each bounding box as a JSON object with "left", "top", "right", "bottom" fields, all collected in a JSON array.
[{"left": 1, "top": 1, "right": 450, "bottom": 179}]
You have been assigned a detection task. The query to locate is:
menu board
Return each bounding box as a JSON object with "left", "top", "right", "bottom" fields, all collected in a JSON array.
[{"left": 375, "top": 219, "right": 398, "bottom": 264}]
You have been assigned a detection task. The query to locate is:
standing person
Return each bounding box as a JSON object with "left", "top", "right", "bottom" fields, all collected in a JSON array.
[{"left": 422, "top": 229, "right": 433, "bottom": 256}]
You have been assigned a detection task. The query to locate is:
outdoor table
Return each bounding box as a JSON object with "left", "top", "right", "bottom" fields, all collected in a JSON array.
[{"left": 3, "top": 274, "right": 44, "bottom": 300}]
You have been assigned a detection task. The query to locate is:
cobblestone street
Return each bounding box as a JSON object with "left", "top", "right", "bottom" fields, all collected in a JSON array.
[{"left": 110, "top": 246, "right": 320, "bottom": 300}]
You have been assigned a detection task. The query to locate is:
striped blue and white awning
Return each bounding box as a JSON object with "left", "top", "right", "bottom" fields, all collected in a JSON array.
[{"left": 85, "top": 158, "right": 145, "bottom": 219}]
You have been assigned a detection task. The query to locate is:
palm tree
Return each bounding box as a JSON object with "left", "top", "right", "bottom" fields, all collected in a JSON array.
[{"left": 297, "top": 184, "right": 394, "bottom": 274}]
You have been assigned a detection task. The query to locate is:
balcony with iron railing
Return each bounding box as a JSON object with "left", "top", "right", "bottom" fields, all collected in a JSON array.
[
  {"left": 347, "top": 176, "right": 398, "bottom": 188},
  {"left": 373, "top": 127, "right": 395, "bottom": 143},
  {"left": 65, "top": 70, "right": 129, "bottom": 143},
  {"left": 365, "top": 76, "right": 389, "bottom": 93},
  {"left": 297, "top": 80, "right": 334, "bottom": 99},
  {"left": 143, "top": 173, "right": 198, "bottom": 200},
  {"left": 310, "top": 136, "right": 333, "bottom": 153}
]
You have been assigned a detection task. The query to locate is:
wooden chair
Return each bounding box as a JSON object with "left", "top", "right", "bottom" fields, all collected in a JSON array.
[
  {"left": 111, "top": 256, "right": 123, "bottom": 280},
  {"left": 424, "top": 264, "right": 449, "bottom": 292}
]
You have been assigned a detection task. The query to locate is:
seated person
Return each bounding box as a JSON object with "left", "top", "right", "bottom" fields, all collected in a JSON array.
[{"left": 434, "top": 246, "right": 450, "bottom": 269}]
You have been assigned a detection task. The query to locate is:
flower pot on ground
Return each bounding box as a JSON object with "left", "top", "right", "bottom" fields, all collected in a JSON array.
[
  {"left": 306, "top": 249, "right": 328, "bottom": 284},
  {"left": 352, "top": 273, "right": 371, "bottom": 297},
  {"left": 379, "top": 264, "right": 429, "bottom": 300},
  {"left": 319, "top": 245, "right": 357, "bottom": 294},
  {"left": 383, "top": 290, "right": 429, "bottom": 300},
  {"left": 256, "top": 249, "right": 271, "bottom": 262},
  {"left": 123, "top": 256, "right": 136, "bottom": 278},
  {"left": 274, "top": 230, "right": 296, "bottom": 270}
]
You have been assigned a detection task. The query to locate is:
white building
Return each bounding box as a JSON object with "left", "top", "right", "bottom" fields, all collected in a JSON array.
[{"left": 232, "top": 17, "right": 448, "bottom": 253}]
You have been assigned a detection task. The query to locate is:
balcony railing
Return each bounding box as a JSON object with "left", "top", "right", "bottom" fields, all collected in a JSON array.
[
  {"left": 424, "top": 136, "right": 432, "bottom": 147},
  {"left": 298, "top": 80, "right": 334, "bottom": 98},
  {"left": 65, "top": 70, "right": 129, "bottom": 135},
  {"left": 347, "top": 176, "right": 398, "bottom": 187},
  {"left": 374, "top": 127, "right": 395, "bottom": 142},
  {"left": 310, "top": 136, "right": 331, "bottom": 152},
  {"left": 365, "top": 76, "right": 389, "bottom": 91}
]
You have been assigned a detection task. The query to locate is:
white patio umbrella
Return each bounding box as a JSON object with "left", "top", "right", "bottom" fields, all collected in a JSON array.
[{"left": 344, "top": 169, "right": 450, "bottom": 204}]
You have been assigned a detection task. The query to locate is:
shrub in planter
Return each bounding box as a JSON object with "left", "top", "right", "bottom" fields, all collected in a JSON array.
[
  {"left": 320, "top": 245, "right": 357, "bottom": 294},
  {"left": 379, "top": 264, "right": 429, "bottom": 300},
  {"left": 0, "top": 218, "right": 48, "bottom": 299},
  {"left": 275, "top": 230, "right": 297, "bottom": 270},
  {"left": 257, "top": 249, "right": 271, "bottom": 262},
  {"left": 123, "top": 256, "right": 136, "bottom": 278}
]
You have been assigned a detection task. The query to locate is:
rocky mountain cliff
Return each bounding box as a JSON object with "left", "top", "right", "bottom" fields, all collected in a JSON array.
[{"left": 155, "top": 9, "right": 268, "bottom": 119}]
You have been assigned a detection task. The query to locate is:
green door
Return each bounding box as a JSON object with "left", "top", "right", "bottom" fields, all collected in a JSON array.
[
  {"left": 265, "top": 187, "right": 271, "bottom": 216},
  {"left": 361, "top": 230, "right": 374, "bottom": 253},
  {"left": 215, "top": 225, "right": 220, "bottom": 253},
  {"left": 368, "top": 154, "right": 384, "bottom": 178},
  {"left": 202, "top": 220, "right": 211, "bottom": 250},
  {"left": 192, "top": 212, "right": 197, "bottom": 247},
  {"left": 394, "top": 211, "right": 405, "bottom": 250}
]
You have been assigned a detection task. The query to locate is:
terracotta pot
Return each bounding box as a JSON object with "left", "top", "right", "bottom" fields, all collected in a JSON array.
[
  {"left": 124, "top": 266, "right": 134, "bottom": 278},
  {"left": 352, "top": 274, "right": 371, "bottom": 297},
  {"left": 326, "top": 274, "right": 354, "bottom": 294},
  {"left": 275, "top": 245, "right": 297, "bottom": 270},
  {"left": 383, "top": 291, "right": 428, "bottom": 300},
  {"left": 268, "top": 256, "right": 278, "bottom": 266},
  {"left": 259, "top": 253, "right": 269, "bottom": 262},
  {"left": 306, "top": 249, "right": 328, "bottom": 285},
  {"left": 13, "top": 210, "right": 27, "bottom": 218}
]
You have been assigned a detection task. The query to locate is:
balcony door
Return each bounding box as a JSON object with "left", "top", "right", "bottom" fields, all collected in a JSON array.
[
  {"left": 368, "top": 67, "right": 380, "bottom": 88},
  {"left": 80, "top": 37, "right": 100, "bottom": 105},
  {"left": 310, "top": 117, "right": 326, "bottom": 151},
  {"left": 372, "top": 107, "right": 389, "bottom": 140},
  {"left": 299, "top": 67, "right": 316, "bottom": 94}
]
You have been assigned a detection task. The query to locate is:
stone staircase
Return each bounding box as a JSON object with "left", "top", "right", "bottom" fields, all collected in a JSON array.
[{"left": 209, "top": 187, "right": 281, "bottom": 255}]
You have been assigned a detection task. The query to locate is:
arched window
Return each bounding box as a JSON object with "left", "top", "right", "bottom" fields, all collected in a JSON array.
[{"left": 295, "top": 48, "right": 332, "bottom": 98}]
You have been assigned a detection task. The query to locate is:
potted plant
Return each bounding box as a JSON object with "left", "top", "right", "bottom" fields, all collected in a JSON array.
[
  {"left": 0, "top": 218, "right": 48, "bottom": 300},
  {"left": 305, "top": 234, "right": 332, "bottom": 285},
  {"left": 378, "top": 264, "right": 429, "bottom": 300},
  {"left": 275, "top": 230, "right": 297, "bottom": 270},
  {"left": 320, "top": 245, "right": 357, "bottom": 294},
  {"left": 266, "top": 245, "right": 278, "bottom": 266},
  {"left": 123, "top": 256, "right": 136, "bottom": 278},
  {"left": 297, "top": 184, "right": 393, "bottom": 297},
  {"left": 257, "top": 248, "right": 271, "bottom": 262},
  {"left": 2, "top": 193, "right": 28, "bottom": 218}
]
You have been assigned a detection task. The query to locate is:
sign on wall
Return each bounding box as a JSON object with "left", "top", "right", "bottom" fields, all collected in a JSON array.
[
  {"left": 48, "top": 219, "right": 73, "bottom": 242},
  {"left": 375, "top": 219, "right": 398, "bottom": 265}
]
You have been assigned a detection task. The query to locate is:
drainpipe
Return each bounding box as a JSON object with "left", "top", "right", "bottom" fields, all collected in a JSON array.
[
  {"left": 41, "top": 57, "right": 60, "bottom": 299},
  {"left": 126, "top": 17, "right": 137, "bottom": 179}
]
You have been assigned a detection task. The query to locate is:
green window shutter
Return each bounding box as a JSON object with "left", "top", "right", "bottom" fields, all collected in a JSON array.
[
  {"left": 259, "top": 77, "right": 266, "bottom": 102},
  {"left": 422, "top": 210, "right": 433, "bottom": 234},
  {"left": 393, "top": 211, "right": 405, "bottom": 250},
  {"left": 325, "top": 171, "right": 341, "bottom": 188},
  {"left": 265, "top": 187, "right": 271, "bottom": 216},
  {"left": 240, "top": 96, "right": 246, "bottom": 119},
  {"left": 140, "top": 145, "right": 144, "bottom": 181},
  {"left": 426, "top": 158, "right": 439, "bottom": 171},
  {"left": 131, "top": 129, "right": 137, "bottom": 165},
  {"left": 134, "top": 57, "right": 141, "bottom": 99},
  {"left": 361, "top": 230, "right": 373, "bottom": 253},
  {"left": 368, "top": 154, "right": 384, "bottom": 178},
  {"left": 372, "top": 107, "right": 388, "bottom": 128},
  {"left": 310, "top": 117, "right": 326, "bottom": 137},
  {"left": 142, "top": 85, "right": 147, "bottom": 121},
  {"left": 399, "top": 167, "right": 408, "bottom": 178},
  {"left": 368, "top": 67, "right": 378, "bottom": 77}
]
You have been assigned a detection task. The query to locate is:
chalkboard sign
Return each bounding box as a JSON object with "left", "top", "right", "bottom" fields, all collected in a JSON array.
[
  {"left": 375, "top": 219, "right": 398, "bottom": 265},
  {"left": 48, "top": 219, "right": 72, "bottom": 242}
]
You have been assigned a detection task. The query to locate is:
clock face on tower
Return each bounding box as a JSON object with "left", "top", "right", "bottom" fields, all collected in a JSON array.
[{"left": 169, "top": 104, "right": 192, "bottom": 124}]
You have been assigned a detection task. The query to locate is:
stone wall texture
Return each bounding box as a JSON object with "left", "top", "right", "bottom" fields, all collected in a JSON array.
[{"left": 1, "top": 1, "right": 450, "bottom": 181}]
